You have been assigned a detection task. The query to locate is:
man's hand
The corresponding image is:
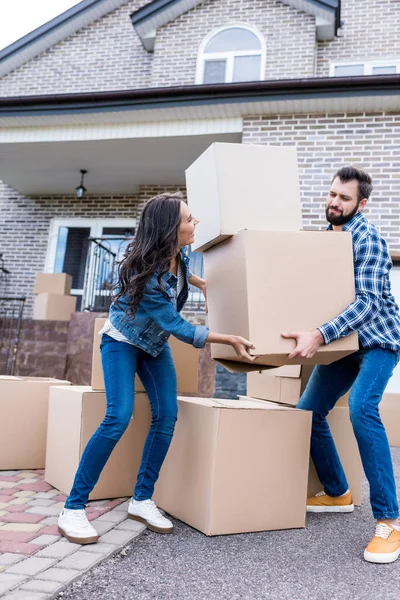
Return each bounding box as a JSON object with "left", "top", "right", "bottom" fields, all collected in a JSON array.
[{"left": 281, "top": 329, "right": 324, "bottom": 360}]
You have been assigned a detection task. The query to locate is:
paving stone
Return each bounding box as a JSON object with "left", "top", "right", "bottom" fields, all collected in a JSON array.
[
  {"left": 57, "top": 550, "right": 103, "bottom": 571},
  {"left": 27, "top": 499, "right": 56, "bottom": 507},
  {"left": 89, "top": 520, "right": 114, "bottom": 536},
  {"left": 0, "top": 554, "right": 25, "bottom": 566},
  {"left": 36, "top": 539, "right": 80, "bottom": 559},
  {"left": 2, "top": 591, "right": 48, "bottom": 600},
  {"left": 95, "top": 510, "right": 127, "bottom": 524},
  {"left": 18, "top": 579, "right": 64, "bottom": 594},
  {"left": 15, "top": 473, "right": 37, "bottom": 479},
  {"left": 0, "top": 524, "right": 44, "bottom": 533},
  {"left": 38, "top": 567, "right": 81, "bottom": 583},
  {"left": 0, "top": 541, "right": 40, "bottom": 556},
  {"left": 26, "top": 506, "right": 62, "bottom": 517},
  {"left": 7, "top": 506, "right": 30, "bottom": 514},
  {"left": 112, "top": 500, "right": 130, "bottom": 511},
  {"left": 34, "top": 492, "right": 59, "bottom": 499},
  {"left": 99, "top": 529, "right": 137, "bottom": 545},
  {"left": 30, "top": 535, "right": 60, "bottom": 546},
  {"left": 0, "top": 472, "right": 19, "bottom": 477},
  {"left": 0, "top": 489, "right": 14, "bottom": 496},
  {"left": 0, "top": 483, "right": 19, "bottom": 489},
  {"left": 2, "top": 514, "right": 46, "bottom": 525},
  {"left": 115, "top": 519, "right": 146, "bottom": 533},
  {"left": 7, "top": 498, "right": 32, "bottom": 506},
  {"left": 39, "top": 525, "right": 60, "bottom": 536},
  {"left": 80, "top": 542, "right": 116, "bottom": 555},
  {"left": 18, "top": 483, "right": 53, "bottom": 493},
  {"left": 17, "top": 479, "right": 38, "bottom": 484},
  {"left": 0, "top": 510, "right": 7, "bottom": 517},
  {"left": 13, "top": 491, "right": 35, "bottom": 498},
  {"left": 0, "top": 531, "right": 38, "bottom": 543},
  {"left": 0, "top": 477, "right": 20, "bottom": 482},
  {"left": 0, "top": 574, "right": 28, "bottom": 595},
  {"left": 39, "top": 517, "right": 58, "bottom": 526},
  {"left": 6, "top": 556, "right": 57, "bottom": 576},
  {"left": 87, "top": 500, "right": 107, "bottom": 507}
]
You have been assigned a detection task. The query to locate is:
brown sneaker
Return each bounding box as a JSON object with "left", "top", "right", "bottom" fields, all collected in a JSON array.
[
  {"left": 364, "top": 522, "right": 400, "bottom": 564},
  {"left": 307, "top": 490, "right": 354, "bottom": 513}
]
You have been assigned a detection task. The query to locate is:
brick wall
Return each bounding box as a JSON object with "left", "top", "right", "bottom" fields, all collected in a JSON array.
[
  {"left": 151, "top": 0, "right": 315, "bottom": 87},
  {"left": 242, "top": 112, "right": 400, "bottom": 251},
  {"left": 0, "top": 0, "right": 153, "bottom": 97},
  {"left": 317, "top": 0, "right": 400, "bottom": 77}
]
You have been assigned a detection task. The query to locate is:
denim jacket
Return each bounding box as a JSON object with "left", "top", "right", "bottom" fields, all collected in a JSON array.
[{"left": 109, "top": 248, "right": 209, "bottom": 357}]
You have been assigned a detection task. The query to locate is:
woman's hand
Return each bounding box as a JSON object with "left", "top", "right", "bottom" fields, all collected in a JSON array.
[{"left": 229, "top": 335, "right": 256, "bottom": 361}]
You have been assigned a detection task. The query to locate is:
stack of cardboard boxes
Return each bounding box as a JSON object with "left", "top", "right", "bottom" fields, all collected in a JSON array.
[
  {"left": 152, "top": 142, "right": 361, "bottom": 535},
  {"left": 33, "top": 273, "right": 76, "bottom": 321}
]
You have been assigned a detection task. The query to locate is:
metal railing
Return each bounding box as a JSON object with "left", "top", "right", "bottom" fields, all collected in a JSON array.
[
  {"left": 0, "top": 253, "right": 10, "bottom": 297},
  {"left": 0, "top": 296, "right": 25, "bottom": 375},
  {"left": 82, "top": 238, "right": 118, "bottom": 312}
]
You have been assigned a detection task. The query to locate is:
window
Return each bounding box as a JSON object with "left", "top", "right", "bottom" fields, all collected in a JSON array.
[
  {"left": 386, "top": 265, "right": 400, "bottom": 393},
  {"left": 331, "top": 59, "right": 400, "bottom": 77},
  {"left": 196, "top": 25, "right": 265, "bottom": 85},
  {"left": 45, "top": 219, "right": 136, "bottom": 311}
]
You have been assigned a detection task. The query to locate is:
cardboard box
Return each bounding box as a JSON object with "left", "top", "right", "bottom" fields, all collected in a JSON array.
[
  {"left": 307, "top": 406, "right": 362, "bottom": 505},
  {"left": 380, "top": 394, "right": 400, "bottom": 447},
  {"left": 186, "top": 142, "right": 303, "bottom": 252},
  {"left": 154, "top": 396, "right": 312, "bottom": 535},
  {"left": 0, "top": 376, "right": 70, "bottom": 469},
  {"left": 34, "top": 273, "right": 72, "bottom": 295},
  {"left": 45, "top": 387, "right": 152, "bottom": 500},
  {"left": 33, "top": 293, "right": 76, "bottom": 321},
  {"left": 91, "top": 318, "right": 199, "bottom": 394},
  {"left": 204, "top": 230, "right": 358, "bottom": 369},
  {"left": 247, "top": 365, "right": 314, "bottom": 406}
]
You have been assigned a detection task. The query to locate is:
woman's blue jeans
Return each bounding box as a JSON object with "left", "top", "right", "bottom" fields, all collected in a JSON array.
[
  {"left": 297, "top": 347, "right": 400, "bottom": 520},
  {"left": 65, "top": 334, "right": 178, "bottom": 509}
]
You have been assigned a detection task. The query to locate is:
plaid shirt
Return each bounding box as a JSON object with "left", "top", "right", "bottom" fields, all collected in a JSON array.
[{"left": 318, "top": 212, "right": 400, "bottom": 352}]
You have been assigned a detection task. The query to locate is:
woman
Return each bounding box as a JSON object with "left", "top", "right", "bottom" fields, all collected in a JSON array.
[{"left": 58, "top": 192, "right": 254, "bottom": 544}]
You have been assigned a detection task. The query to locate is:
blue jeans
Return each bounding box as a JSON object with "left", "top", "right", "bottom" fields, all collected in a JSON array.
[
  {"left": 297, "top": 347, "right": 400, "bottom": 520},
  {"left": 65, "top": 334, "right": 178, "bottom": 509}
]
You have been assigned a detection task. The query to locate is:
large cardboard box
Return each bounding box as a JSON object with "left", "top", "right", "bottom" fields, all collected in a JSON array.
[
  {"left": 33, "top": 293, "right": 76, "bottom": 321},
  {"left": 0, "top": 376, "right": 70, "bottom": 469},
  {"left": 34, "top": 273, "right": 72, "bottom": 295},
  {"left": 247, "top": 365, "right": 314, "bottom": 406},
  {"left": 186, "top": 142, "right": 303, "bottom": 252},
  {"left": 91, "top": 318, "right": 199, "bottom": 394},
  {"left": 154, "top": 396, "right": 312, "bottom": 535},
  {"left": 45, "top": 387, "right": 152, "bottom": 500},
  {"left": 205, "top": 230, "right": 358, "bottom": 369},
  {"left": 307, "top": 406, "right": 362, "bottom": 505}
]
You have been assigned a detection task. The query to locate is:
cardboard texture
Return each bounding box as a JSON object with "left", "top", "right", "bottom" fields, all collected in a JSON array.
[
  {"left": 0, "top": 377, "right": 70, "bottom": 469},
  {"left": 307, "top": 406, "right": 362, "bottom": 506},
  {"left": 154, "top": 396, "right": 312, "bottom": 535},
  {"left": 34, "top": 273, "right": 72, "bottom": 295},
  {"left": 45, "top": 387, "right": 152, "bottom": 500},
  {"left": 91, "top": 317, "right": 199, "bottom": 394},
  {"left": 33, "top": 292, "right": 76, "bottom": 321},
  {"left": 186, "top": 142, "right": 303, "bottom": 252},
  {"left": 247, "top": 365, "right": 315, "bottom": 406},
  {"left": 204, "top": 230, "right": 358, "bottom": 369},
  {"left": 380, "top": 394, "right": 400, "bottom": 447}
]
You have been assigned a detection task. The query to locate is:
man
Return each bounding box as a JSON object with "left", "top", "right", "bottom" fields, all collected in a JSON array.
[{"left": 283, "top": 166, "right": 400, "bottom": 564}]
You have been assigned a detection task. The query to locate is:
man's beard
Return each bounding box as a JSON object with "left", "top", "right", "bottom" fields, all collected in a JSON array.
[{"left": 326, "top": 202, "right": 359, "bottom": 226}]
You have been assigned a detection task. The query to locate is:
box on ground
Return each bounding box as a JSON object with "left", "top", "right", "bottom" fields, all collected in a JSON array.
[
  {"left": 154, "top": 396, "right": 312, "bottom": 535},
  {"left": 91, "top": 317, "right": 199, "bottom": 394},
  {"left": 34, "top": 273, "right": 72, "bottom": 295},
  {"left": 33, "top": 292, "right": 76, "bottom": 321},
  {"left": 0, "top": 376, "right": 70, "bottom": 469},
  {"left": 205, "top": 230, "right": 358, "bottom": 369},
  {"left": 45, "top": 386, "right": 151, "bottom": 500},
  {"left": 307, "top": 406, "right": 362, "bottom": 505},
  {"left": 186, "top": 142, "right": 303, "bottom": 252},
  {"left": 247, "top": 365, "right": 314, "bottom": 406}
]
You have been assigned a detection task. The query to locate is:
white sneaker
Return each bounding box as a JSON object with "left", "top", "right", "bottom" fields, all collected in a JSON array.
[
  {"left": 128, "top": 499, "right": 173, "bottom": 533},
  {"left": 58, "top": 508, "right": 99, "bottom": 544}
]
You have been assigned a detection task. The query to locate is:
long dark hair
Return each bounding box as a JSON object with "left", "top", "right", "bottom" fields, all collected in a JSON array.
[{"left": 114, "top": 192, "right": 183, "bottom": 316}]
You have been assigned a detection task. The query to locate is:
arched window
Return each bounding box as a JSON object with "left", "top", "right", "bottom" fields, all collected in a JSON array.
[{"left": 196, "top": 25, "right": 265, "bottom": 85}]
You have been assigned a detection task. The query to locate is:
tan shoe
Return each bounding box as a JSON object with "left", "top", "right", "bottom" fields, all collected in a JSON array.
[
  {"left": 364, "top": 522, "right": 400, "bottom": 564},
  {"left": 307, "top": 490, "right": 354, "bottom": 513}
]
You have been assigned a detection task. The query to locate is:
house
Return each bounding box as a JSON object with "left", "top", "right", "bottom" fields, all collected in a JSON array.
[{"left": 0, "top": 0, "right": 399, "bottom": 384}]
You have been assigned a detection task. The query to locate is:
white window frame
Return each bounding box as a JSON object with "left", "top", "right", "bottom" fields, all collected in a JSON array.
[
  {"left": 45, "top": 218, "right": 137, "bottom": 299},
  {"left": 330, "top": 58, "right": 400, "bottom": 77},
  {"left": 195, "top": 24, "right": 266, "bottom": 85}
]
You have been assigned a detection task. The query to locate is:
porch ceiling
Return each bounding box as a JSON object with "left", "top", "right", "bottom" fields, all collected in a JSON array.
[{"left": 0, "top": 132, "right": 240, "bottom": 195}]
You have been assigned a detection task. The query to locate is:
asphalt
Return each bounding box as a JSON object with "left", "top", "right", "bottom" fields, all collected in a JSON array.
[{"left": 59, "top": 448, "right": 400, "bottom": 600}]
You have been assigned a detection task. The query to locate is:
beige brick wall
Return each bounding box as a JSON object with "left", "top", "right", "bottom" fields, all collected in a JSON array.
[
  {"left": 317, "top": 0, "right": 400, "bottom": 77},
  {"left": 0, "top": 0, "right": 153, "bottom": 97},
  {"left": 151, "top": 0, "right": 316, "bottom": 87},
  {"left": 242, "top": 112, "right": 400, "bottom": 252}
]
